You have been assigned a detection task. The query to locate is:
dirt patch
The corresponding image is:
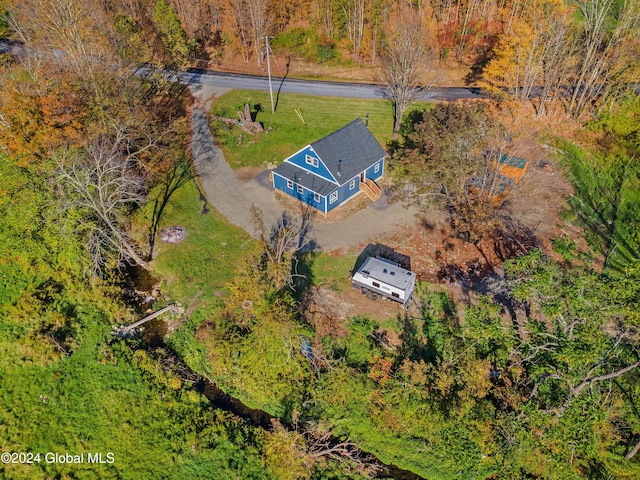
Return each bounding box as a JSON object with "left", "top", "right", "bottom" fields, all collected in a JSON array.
[
  {"left": 236, "top": 166, "right": 264, "bottom": 182},
  {"left": 383, "top": 137, "right": 575, "bottom": 279},
  {"left": 305, "top": 285, "right": 405, "bottom": 328},
  {"left": 503, "top": 162, "right": 572, "bottom": 234}
]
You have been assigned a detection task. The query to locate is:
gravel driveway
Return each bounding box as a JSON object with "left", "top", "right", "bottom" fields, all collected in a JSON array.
[{"left": 189, "top": 84, "right": 420, "bottom": 252}]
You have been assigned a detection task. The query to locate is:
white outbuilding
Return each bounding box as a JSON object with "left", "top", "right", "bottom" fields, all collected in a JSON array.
[{"left": 351, "top": 256, "right": 416, "bottom": 307}]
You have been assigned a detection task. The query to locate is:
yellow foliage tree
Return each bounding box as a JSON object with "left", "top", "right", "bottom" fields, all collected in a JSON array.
[
  {"left": 479, "top": 0, "right": 569, "bottom": 112},
  {"left": 264, "top": 424, "right": 312, "bottom": 480}
]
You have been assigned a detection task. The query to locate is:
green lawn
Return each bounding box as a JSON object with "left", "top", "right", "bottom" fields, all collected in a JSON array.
[
  {"left": 148, "top": 179, "right": 259, "bottom": 305},
  {"left": 306, "top": 252, "right": 357, "bottom": 292},
  {"left": 210, "top": 90, "right": 409, "bottom": 169}
]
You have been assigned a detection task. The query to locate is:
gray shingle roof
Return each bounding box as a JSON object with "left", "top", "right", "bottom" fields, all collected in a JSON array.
[
  {"left": 272, "top": 162, "right": 337, "bottom": 196},
  {"left": 310, "top": 118, "right": 386, "bottom": 185}
]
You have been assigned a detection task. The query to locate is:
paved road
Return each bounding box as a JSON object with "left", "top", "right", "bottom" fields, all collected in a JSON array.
[
  {"left": 177, "top": 69, "right": 482, "bottom": 101},
  {"left": 1, "top": 38, "right": 478, "bottom": 101}
]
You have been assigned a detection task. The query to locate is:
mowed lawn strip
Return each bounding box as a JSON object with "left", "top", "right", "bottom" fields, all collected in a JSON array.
[{"left": 210, "top": 90, "right": 396, "bottom": 169}]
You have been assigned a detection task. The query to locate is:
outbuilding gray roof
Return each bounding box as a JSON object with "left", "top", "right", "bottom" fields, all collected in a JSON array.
[
  {"left": 357, "top": 256, "right": 415, "bottom": 291},
  {"left": 311, "top": 118, "right": 386, "bottom": 185}
]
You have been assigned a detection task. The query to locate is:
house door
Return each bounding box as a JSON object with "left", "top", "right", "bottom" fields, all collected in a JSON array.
[{"left": 360, "top": 171, "right": 365, "bottom": 183}]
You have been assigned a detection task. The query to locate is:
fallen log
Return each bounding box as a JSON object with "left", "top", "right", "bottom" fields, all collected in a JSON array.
[
  {"left": 237, "top": 103, "right": 264, "bottom": 135},
  {"left": 113, "top": 304, "right": 182, "bottom": 337},
  {"left": 212, "top": 104, "right": 264, "bottom": 136}
]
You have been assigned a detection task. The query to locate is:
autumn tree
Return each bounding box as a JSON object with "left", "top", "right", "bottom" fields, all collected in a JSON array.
[
  {"left": 568, "top": 0, "right": 640, "bottom": 118},
  {"left": 479, "top": 0, "right": 569, "bottom": 105},
  {"left": 8, "top": 0, "right": 120, "bottom": 97},
  {"left": 339, "top": 0, "right": 366, "bottom": 62},
  {"left": 226, "top": 0, "right": 252, "bottom": 62},
  {"left": 479, "top": 0, "right": 640, "bottom": 118},
  {"left": 225, "top": 0, "right": 273, "bottom": 64},
  {"left": 316, "top": 0, "right": 336, "bottom": 42},
  {"left": 166, "top": 0, "right": 223, "bottom": 54},
  {"left": 0, "top": 73, "right": 88, "bottom": 164},
  {"left": 389, "top": 102, "right": 492, "bottom": 203},
  {"left": 368, "top": 0, "right": 389, "bottom": 65},
  {"left": 380, "top": 5, "right": 432, "bottom": 139},
  {"left": 153, "top": 0, "right": 194, "bottom": 67},
  {"left": 247, "top": 0, "right": 272, "bottom": 65},
  {"left": 533, "top": 5, "right": 573, "bottom": 118}
]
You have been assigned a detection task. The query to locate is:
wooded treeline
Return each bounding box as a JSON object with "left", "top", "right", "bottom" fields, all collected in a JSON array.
[{"left": 3, "top": 0, "right": 639, "bottom": 122}]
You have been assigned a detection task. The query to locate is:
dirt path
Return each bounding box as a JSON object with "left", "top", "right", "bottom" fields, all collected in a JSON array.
[{"left": 188, "top": 84, "right": 421, "bottom": 252}]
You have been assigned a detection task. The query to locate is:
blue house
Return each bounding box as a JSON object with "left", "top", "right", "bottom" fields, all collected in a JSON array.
[{"left": 271, "top": 119, "right": 386, "bottom": 214}]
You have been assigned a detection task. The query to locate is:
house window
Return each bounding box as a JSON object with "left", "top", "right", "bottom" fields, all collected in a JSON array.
[
  {"left": 374, "top": 162, "right": 380, "bottom": 173},
  {"left": 372, "top": 281, "right": 380, "bottom": 288},
  {"left": 392, "top": 292, "right": 400, "bottom": 298},
  {"left": 330, "top": 191, "right": 338, "bottom": 204},
  {"left": 287, "top": 179, "right": 293, "bottom": 189},
  {"left": 349, "top": 179, "right": 356, "bottom": 190},
  {"left": 297, "top": 185, "right": 304, "bottom": 195},
  {"left": 305, "top": 155, "right": 319, "bottom": 168},
  {"left": 314, "top": 193, "right": 320, "bottom": 202}
]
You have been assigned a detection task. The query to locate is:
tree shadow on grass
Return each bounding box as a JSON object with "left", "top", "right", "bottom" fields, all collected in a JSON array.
[
  {"left": 147, "top": 159, "right": 195, "bottom": 260},
  {"left": 565, "top": 159, "right": 640, "bottom": 274}
]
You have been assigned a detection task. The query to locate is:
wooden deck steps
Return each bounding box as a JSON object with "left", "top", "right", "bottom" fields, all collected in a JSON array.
[{"left": 360, "top": 179, "right": 382, "bottom": 201}]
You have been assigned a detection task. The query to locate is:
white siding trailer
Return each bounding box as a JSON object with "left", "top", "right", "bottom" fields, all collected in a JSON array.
[{"left": 351, "top": 256, "right": 416, "bottom": 307}]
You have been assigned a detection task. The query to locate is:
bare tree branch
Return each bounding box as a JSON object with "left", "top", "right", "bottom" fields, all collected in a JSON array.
[
  {"left": 56, "top": 134, "right": 149, "bottom": 276},
  {"left": 251, "top": 204, "right": 313, "bottom": 290},
  {"left": 570, "top": 361, "right": 640, "bottom": 399},
  {"left": 380, "top": 6, "right": 432, "bottom": 138}
]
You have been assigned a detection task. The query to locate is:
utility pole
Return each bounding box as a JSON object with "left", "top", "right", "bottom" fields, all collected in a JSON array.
[{"left": 265, "top": 36, "right": 275, "bottom": 114}]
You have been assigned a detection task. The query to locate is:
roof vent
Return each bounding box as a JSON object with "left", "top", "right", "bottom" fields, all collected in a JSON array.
[
  {"left": 337, "top": 159, "right": 342, "bottom": 177},
  {"left": 390, "top": 271, "right": 396, "bottom": 276},
  {"left": 383, "top": 268, "right": 387, "bottom": 273}
]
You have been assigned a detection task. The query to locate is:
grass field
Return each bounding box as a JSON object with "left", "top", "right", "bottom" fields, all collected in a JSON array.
[
  {"left": 148, "top": 180, "right": 258, "bottom": 305},
  {"left": 210, "top": 90, "right": 426, "bottom": 169},
  {"left": 306, "top": 252, "right": 356, "bottom": 291}
]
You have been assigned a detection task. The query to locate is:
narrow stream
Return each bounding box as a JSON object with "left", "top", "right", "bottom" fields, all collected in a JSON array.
[{"left": 125, "top": 267, "right": 423, "bottom": 479}]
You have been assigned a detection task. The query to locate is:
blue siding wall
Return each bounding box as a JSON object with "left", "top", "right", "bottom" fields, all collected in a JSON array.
[
  {"left": 365, "top": 158, "right": 384, "bottom": 181},
  {"left": 273, "top": 157, "right": 384, "bottom": 214},
  {"left": 324, "top": 158, "right": 383, "bottom": 213},
  {"left": 285, "top": 146, "right": 337, "bottom": 183},
  {"left": 273, "top": 172, "right": 326, "bottom": 212},
  {"left": 326, "top": 175, "right": 361, "bottom": 213}
]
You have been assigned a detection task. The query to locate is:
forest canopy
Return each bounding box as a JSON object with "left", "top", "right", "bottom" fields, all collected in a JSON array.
[{"left": 0, "top": 0, "right": 639, "bottom": 479}]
